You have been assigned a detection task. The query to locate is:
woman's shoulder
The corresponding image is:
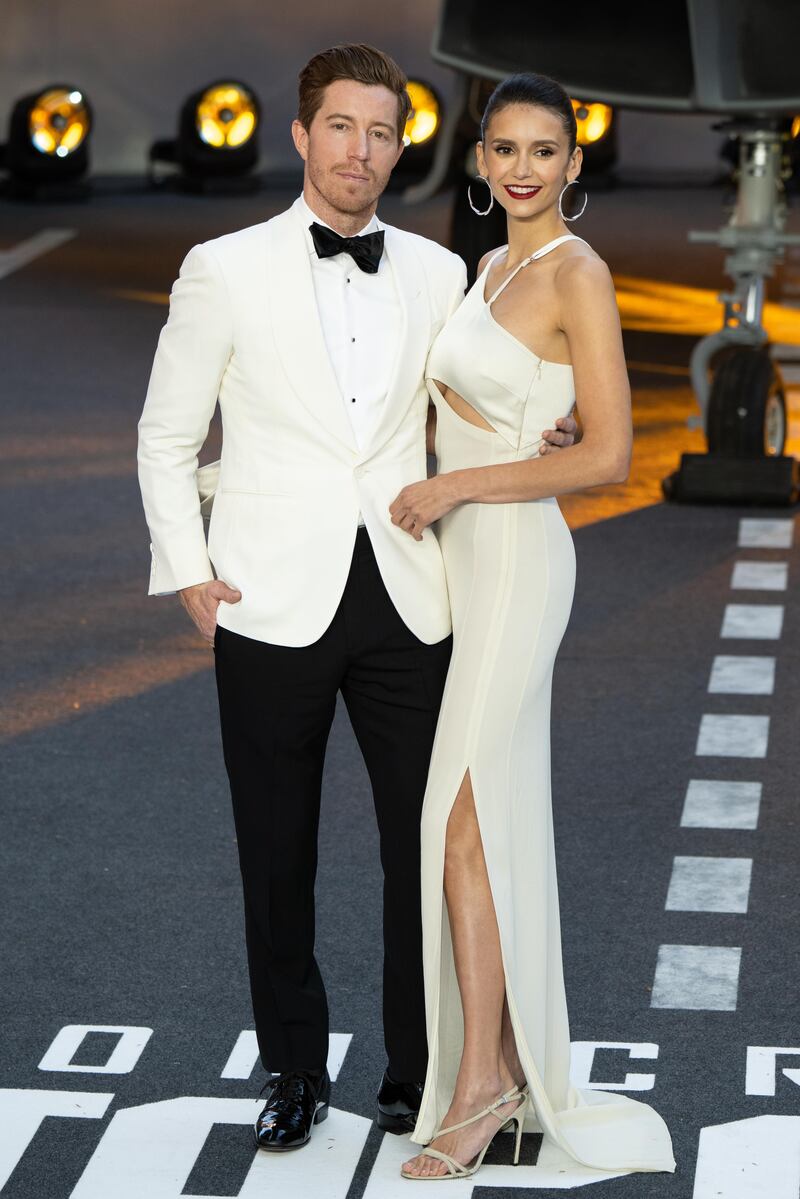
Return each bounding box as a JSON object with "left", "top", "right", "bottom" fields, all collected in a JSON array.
[
  {"left": 553, "top": 242, "right": 613, "bottom": 296},
  {"left": 477, "top": 246, "right": 507, "bottom": 277}
]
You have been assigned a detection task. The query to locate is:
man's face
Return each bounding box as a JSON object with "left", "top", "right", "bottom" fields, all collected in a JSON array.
[{"left": 292, "top": 78, "right": 405, "bottom": 216}]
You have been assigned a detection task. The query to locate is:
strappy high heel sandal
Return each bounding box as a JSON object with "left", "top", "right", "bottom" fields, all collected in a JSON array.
[{"left": 401, "top": 1085, "right": 529, "bottom": 1180}]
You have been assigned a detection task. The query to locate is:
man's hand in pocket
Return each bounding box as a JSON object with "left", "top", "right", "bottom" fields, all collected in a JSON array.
[{"left": 178, "top": 580, "right": 242, "bottom": 644}]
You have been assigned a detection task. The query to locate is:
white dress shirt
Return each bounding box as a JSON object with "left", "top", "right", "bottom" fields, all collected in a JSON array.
[{"left": 299, "top": 194, "right": 401, "bottom": 454}]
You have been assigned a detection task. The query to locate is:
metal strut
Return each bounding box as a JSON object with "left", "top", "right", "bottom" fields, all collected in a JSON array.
[{"left": 688, "top": 120, "right": 800, "bottom": 428}]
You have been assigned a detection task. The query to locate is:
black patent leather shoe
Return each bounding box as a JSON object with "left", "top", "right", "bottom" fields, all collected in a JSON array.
[
  {"left": 254, "top": 1069, "right": 330, "bottom": 1151},
  {"left": 376, "top": 1069, "right": 423, "bottom": 1133}
]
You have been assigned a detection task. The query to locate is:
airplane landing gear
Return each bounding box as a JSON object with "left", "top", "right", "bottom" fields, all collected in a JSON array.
[
  {"left": 706, "top": 346, "right": 787, "bottom": 459},
  {"left": 665, "top": 119, "right": 800, "bottom": 504}
]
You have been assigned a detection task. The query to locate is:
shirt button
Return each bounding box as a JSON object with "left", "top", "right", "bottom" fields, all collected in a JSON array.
[
  {"left": 351, "top": 337, "right": 356, "bottom": 343},
  {"left": 351, "top": 397, "right": 356, "bottom": 403}
]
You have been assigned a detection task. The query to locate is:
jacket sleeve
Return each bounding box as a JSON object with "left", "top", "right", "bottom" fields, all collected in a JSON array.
[
  {"left": 137, "top": 242, "right": 233, "bottom": 595},
  {"left": 444, "top": 254, "right": 468, "bottom": 319}
]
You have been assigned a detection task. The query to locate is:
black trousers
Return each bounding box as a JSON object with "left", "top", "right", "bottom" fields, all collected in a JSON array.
[{"left": 213, "top": 527, "right": 452, "bottom": 1082}]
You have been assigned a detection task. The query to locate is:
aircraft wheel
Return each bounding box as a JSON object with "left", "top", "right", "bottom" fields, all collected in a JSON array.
[{"left": 706, "top": 347, "right": 786, "bottom": 457}]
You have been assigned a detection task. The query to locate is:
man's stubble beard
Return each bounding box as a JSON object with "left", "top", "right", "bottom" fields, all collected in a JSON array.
[{"left": 306, "top": 157, "right": 389, "bottom": 221}]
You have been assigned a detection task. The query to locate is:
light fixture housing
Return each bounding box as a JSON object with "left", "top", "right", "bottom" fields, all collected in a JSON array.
[
  {"left": 1, "top": 84, "right": 92, "bottom": 188},
  {"left": 150, "top": 79, "right": 261, "bottom": 187}
]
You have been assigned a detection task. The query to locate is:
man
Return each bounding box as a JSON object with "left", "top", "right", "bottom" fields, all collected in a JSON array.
[{"left": 138, "top": 43, "right": 576, "bottom": 1152}]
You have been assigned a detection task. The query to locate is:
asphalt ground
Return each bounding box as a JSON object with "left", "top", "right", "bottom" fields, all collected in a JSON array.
[{"left": 1, "top": 180, "right": 800, "bottom": 1198}]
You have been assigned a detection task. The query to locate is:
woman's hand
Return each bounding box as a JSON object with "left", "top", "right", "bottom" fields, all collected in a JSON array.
[{"left": 390, "top": 474, "right": 462, "bottom": 540}]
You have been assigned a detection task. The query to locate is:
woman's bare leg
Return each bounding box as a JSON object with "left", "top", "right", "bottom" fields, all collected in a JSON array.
[
  {"left": 403, "top": 772, "right": 525, "bottom": 1178},
  {"left": 502, "top": 995, "right": 526, "bottom": 1088}
]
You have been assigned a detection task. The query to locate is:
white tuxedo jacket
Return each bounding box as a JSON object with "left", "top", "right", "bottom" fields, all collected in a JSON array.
[{"left": 137, "top": 199, "right": 467, "bottom": 646}]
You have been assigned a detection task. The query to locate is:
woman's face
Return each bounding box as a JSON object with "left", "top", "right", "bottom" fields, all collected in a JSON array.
[{"left": 476, "top": 103, "right": 581, "bottom": 219}]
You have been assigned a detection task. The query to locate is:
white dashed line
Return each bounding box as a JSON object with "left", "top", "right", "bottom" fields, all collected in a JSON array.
[
  {"left": 652, "top": 516, "right": 791, "bottom": 1028},
  {"left": 731, "top": 561, "right": 788, "bottom": 591},
  {"left": 738, "top": 518, "right": 794, "bottom": 549},
  {"left": 0, "top": 229, "right": 76, "bottom": 280},
  {"left": 696, "top": 714, "right": 770, "bottom": 758},
  {"left": 665, "top": 856, "right": 752, "bottom": 913},
  {"left": 720, "top": 604, "right": 784, "bottom": 640},
  {"left": 680, "top": 780, "right": 762, "bottom": 829},
  {"left": 708, "top": 655, "right": 775, "bottom": 695},
  {"left": 651, "top": 945, "right": 742, "bottom": 1010}
]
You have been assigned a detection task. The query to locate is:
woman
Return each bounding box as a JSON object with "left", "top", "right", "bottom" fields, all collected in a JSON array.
[{"left": 390, "top": 74, "right": 676, "bottom": 1181}]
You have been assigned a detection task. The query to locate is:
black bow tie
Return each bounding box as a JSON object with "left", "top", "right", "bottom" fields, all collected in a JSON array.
[{"left": 309, "top": 222, "right": 385, "bottom": 275}]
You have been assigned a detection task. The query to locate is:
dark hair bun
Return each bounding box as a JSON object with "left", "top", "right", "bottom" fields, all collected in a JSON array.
[{"left": 481, "top": 73, "right": 577, "bottom": 154}]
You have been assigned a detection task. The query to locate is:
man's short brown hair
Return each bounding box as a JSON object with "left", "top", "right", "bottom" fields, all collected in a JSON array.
[{"left": 298, "top": 44, "right": 411, "bottom": 143}]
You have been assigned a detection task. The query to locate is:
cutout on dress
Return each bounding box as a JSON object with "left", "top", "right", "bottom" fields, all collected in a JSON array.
[{"left": 432, "top": 379, "right": 499, "bottom": 434}]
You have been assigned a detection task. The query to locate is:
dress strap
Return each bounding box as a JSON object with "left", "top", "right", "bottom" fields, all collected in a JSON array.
[
  {"left": 485, "top": 234, "right": 587, "bottom": 305},
  {"left": 486, "top": 257, "right": 528, "bottom": 305},
  {"left": 531, "top": 233, "right": 586, "bottom": 259}
]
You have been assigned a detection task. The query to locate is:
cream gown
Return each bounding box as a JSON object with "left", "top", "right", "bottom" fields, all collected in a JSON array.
[{"left": 411, "top": 235, "right": 675, "bottom": 1174}]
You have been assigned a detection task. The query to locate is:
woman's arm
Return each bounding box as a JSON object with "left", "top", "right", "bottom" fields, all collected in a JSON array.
[{"left": 392, "top": 256, "right": 630, "bottom": 538}]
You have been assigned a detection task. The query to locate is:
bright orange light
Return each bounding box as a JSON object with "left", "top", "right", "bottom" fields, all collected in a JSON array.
[
  {"left": 404, "top": 81, "right": 440, "bottom": 147},
  {"left": 613, "top": 274, "right": 800, "bottom": 344},
  {"left": 29, "top": 88, "right": 90, "bottom": 156},
  {"left": 196, "top": 84, "right": 257, "bottom": 149},
  {"left": 572, "top": 99, "right": 613, "bottom": 145}
]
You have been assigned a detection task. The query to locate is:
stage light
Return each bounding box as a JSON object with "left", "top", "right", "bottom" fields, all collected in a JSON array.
[
  {"left": 0, "top": 84, "right": 92, "bottom": 194},
  {"left": 29, "top": 88, "right": 90, "bottom": 156},
  {"left": 404, "top": 82, "right": 441, "bottom": 147},
  {"left": 389, "top": 80, "right": 442, "bottom": 193},
  {"left": 149, "top": 79, "right": 261, "bottom": 191},
  {"left": 572, "top": 99, "right": 613, "bottom": 146},
  {"left": 195, "top": 83, "right": 258, "bottom": 149}
]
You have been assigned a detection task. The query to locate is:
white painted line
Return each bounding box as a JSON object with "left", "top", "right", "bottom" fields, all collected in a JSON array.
[
  {"left": 365, "top": 1121, "right": 632, "bottom": 1193},
  {"left": 696, "top": 714, "right": 769, "bottom": 758},
  {"left": 738, "top": 518, "right": 794, "bottom": 548},
  {"left": 71, "top": 1099, "right": 371, "bottom": 1199},
  {"left": 220, "top": 1031, "right": 352, "bottom": 1081},
  {"left": 220, "top": 1031, "right": 257, "bottom": 1079},
  {"left": 650, "top": 944, "right": 741, "bottom": 1010},
  {"left": 721, "top": 604, "right": 784, "bottom": 639},
  {"left": 38, "top": 1025, "right": 152, "bottom": 1073},
  {"left": 731, "top": 561, "right": 788, "bottom": 591},
  {"left": 0, "top": 228, "right": 76, "bottom": 280},
  {"left": 665, "top": 856, "right": 752, "bottom": 913},
  {"left": 569, "top": 1041, "right": 659, "bottom": 1091},
  {"left": 0, "top": 1091, "right": 114, "bottom": 1192},
  {"left": 708, "top": 655, "right": 775, "bottom": 695},
  {"left": 681, "top": 780, "right": 761, "bottom": 829},
  {"left": 746, "top": 1046, "right": 800, "bottom": 1096},
  {"left": 694, "top": 1116, "right": 800, "bottom": 1199}
]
